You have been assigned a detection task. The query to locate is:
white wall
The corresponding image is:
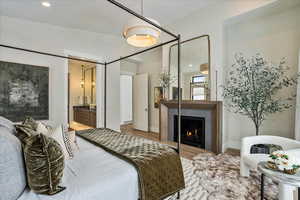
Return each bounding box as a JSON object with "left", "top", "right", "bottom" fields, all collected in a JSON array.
[
  {"left": 294, "top": 49, "right": 300, "bottom": 141},
  {"left": 137, "top": 48, "right": 162, "bottom": 133},
  {"left": 163, "top": 0, "right": 276, "bottom": 99},
  {"left": 162, "top": 0, "right": 296, "bottom": 151},
  {"left": 120, "top": 60, "right": 138, "bottom": 75},
  {"left": 224, "top": 5, "right": 300, "bottom": 148},
  {"left": 120, "top": 75, "right": 133, "bottom": 124},
  {"left": 68, "top": 61, "right": 83, "bottom": 122},
  {"left": 106, "top": 62, "right": 121, "bottom": 131},
  {"left": 0, "top": 16, "right": 121, "bottom": 130}
]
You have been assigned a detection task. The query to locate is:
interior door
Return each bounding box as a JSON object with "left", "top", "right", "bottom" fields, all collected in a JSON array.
[{"left": 133, "top": 73, "right": 149, "bottom": 132}]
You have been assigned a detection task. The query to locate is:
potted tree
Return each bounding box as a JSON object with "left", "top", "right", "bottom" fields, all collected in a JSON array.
[
  {"left": 159, "top": 71, "right": 176, "bottom": 100},
  {"left": 223, "top": 53, "right": 298, "bottom": 153}
]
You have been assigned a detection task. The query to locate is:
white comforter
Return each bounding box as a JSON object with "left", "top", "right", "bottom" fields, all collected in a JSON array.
[{"left": 18, "top": 137, "right": 139, "bottom": 200}]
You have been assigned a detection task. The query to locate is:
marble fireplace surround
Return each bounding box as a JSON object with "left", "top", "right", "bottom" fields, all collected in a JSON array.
[{"left": 159, "top": 100, "right": 223, "bottom": 154}]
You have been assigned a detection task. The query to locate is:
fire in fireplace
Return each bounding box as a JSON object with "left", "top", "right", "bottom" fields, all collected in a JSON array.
[{"left": 174, "top": 115, "right": 205, "bottom": 149}]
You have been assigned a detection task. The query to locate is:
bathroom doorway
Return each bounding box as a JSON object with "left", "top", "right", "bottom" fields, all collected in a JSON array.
[{"left": 68, "top": 58, "right": 97, "bottom": 131}]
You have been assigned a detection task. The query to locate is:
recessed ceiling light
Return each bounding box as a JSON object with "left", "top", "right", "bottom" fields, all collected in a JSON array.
[
  {"left": 189, "top": 64, "right": 193, "bottom": 67},
  {"left": 41, "top": 1, "right": 51, "bottom": 7}
]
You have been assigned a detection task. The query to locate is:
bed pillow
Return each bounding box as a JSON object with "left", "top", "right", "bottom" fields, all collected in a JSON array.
[
  {"left": 36, "top": 122, "right": 52, "bottom": 135},
  {"left": 68, "top": 130, "right": 79, "bottom": 152},
  {"left": 0, "top": 127, "right": 26, "bottom": 200},
  {"left": 48, "top": 125, "right": 74, "bottom": 160},
  {"left": 22, "top": 117, "right": 39, "bottom": 131},
  {"left": 23, "top": 134, "right": 65, "bottom": 195},
  {"left": 15, "top": 124, "right": 37, "bottom": 143},
  {"left": 0, "top": 116, "right": 16, "bottom": 134},
  {"left": 28, "top": 121, "right": 74, "bottom": 159}
]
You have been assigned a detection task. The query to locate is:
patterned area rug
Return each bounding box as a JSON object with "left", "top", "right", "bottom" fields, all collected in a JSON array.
[{"left": 167, "top": 153, "right": 278, "bottom": 200}]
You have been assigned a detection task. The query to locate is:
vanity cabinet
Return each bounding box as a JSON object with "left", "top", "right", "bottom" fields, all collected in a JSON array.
[{"left": 73, "top": 106, "right": 96, "bottom": 127}]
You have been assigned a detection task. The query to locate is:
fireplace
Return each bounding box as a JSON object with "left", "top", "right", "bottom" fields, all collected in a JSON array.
[{"left": 174, "top": 115, "right": 205, "bottom": 149}]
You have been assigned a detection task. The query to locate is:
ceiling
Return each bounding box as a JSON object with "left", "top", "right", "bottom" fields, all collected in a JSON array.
[{"left": 0, "top": 0, "right": 221, "bottom": 36}]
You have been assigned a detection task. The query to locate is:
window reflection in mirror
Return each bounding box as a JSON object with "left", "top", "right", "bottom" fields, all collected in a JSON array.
[{"left": 169, "top": 35, "right": 211, "bottom": 101}]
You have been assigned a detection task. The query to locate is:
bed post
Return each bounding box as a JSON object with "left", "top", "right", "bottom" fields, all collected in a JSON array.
[
  {"left": 177, "top": 34, "right": 181, "bottom": 200},
  {"left": 104, "top": 62, "right": 107, "bottom": 129},
  {"left": 177, "top": 34, "right": 181, "bottom": 154}
]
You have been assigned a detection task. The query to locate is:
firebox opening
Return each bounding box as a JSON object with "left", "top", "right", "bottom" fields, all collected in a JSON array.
[{"left": 174, "top": 115, "right": 205, "bottom": 149}]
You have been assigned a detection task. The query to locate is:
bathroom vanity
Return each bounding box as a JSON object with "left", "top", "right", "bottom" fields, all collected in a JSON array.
[{"left": 73, "top": 106, "right": 96, "bottom": 127}]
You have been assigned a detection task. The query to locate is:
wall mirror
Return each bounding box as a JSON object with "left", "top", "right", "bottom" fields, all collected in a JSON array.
[
  {"left": 83, "top": 66, "right": 96, "bottom": 105},
  {"left": 169, "top": 35, "right": 211, "bottom": 101}
]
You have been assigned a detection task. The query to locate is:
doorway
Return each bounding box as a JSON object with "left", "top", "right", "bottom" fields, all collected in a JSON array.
[
  {"left": 68, "top": 58, "right": 97, "bottom": 131},
  {"left": 120, "top": 75, "right": 133, "bottom": 125}
]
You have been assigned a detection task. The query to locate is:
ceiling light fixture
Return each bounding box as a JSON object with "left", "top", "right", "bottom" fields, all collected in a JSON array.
[
  {"left": 123, "top": 0, "right": 161, "bottom": 48},
  {"left": 41, "top": 1, "right": 51, "bottom": 7}
]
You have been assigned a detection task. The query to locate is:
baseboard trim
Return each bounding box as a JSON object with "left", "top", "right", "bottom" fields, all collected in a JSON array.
[
  {"left": 227, "top": 140, "right": 241, "bottom": 150},
  {"left": 150, "top": 126, "right": 159, "bottom": 133}
]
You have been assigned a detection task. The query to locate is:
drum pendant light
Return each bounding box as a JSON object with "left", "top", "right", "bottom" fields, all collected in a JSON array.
[{"left": 123, "top": 0, "right": 161, "bottom": 48}]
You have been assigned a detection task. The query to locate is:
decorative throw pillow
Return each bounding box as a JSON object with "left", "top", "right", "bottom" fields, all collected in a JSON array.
[
  {"left": 15, "top": 124, "right": 38, "bottom": 143},
  {"left": 23, "top": 117, "right": 39, "bottom": 131},
  {"left": 68, "top": 130, "right": 79, "bottom": 152},
  {"left": 23, "top": 134, "right": 65, "bottom": 195},
  {"left": 250, "top": 144, "right": 283, "bottom": 154},
  {"left": 36, "top": 122, "right": 52, "bottom": 135},
  {"left": 48, "top": 125, "right": 74, "bottom": 159}
]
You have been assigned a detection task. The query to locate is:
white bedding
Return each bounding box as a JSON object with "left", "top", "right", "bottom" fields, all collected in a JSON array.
[{"left": 18, "top": 136, "right": 139, "bottom": 200}]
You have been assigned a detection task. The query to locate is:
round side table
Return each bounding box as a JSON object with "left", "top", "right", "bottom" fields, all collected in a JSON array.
[{"left": 258, "top": 162, "right": 300, "bottom": 200}]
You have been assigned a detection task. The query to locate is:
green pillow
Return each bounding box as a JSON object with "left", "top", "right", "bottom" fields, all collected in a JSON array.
[
  {"left": 23, "top": 134, "right": 66, "bottom": 195},
  {"left": 15, "top": 124, "right": 37, "bottom": 143},
  {"left": 22, "top": 117, "right": 39, "bottom": 131}
]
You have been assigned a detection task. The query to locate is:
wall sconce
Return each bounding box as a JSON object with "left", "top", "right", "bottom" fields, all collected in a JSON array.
[
  {"left": 81, "top": 65, "right": 85, "bottom": 88},
  {"left": 80, "top": 80, "right": 85, "bottom": 88}
]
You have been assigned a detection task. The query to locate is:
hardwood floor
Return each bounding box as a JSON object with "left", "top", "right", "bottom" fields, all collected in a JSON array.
[
  {"left": 120, "top": 124, "right": 240, "bottom": 159},
  {"left": 121, "top": 124, "right": 210, "bottom": 160}
]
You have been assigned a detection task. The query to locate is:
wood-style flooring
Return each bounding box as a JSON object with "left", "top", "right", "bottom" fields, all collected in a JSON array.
[{"left": 120, "top": 124, "right": 240, "bottom": 160}]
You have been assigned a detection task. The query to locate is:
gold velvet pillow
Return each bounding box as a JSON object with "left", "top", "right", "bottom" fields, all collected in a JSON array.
[
  {"left": 22, "top": 117, "right": 39, "bottom": 131},
  {"left": 23, "top": 134, "right": 66, "bottom": 195},
  {"left": 15, "top": 124, "right": 37, "bottom": 142}
]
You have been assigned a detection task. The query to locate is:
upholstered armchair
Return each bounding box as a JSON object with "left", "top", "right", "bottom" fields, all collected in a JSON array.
[{"left": 240, "top": 135, "right": 300, "bottom": 177}]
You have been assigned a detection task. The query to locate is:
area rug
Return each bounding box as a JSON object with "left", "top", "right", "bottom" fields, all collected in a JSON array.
[{"left": 166, "top": 153, "right": 278, "bottom": 200}]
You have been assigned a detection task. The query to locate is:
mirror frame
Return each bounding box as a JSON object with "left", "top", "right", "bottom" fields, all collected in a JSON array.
[{"left": 168, "top": 34, "right": 211, "bottom": 101}]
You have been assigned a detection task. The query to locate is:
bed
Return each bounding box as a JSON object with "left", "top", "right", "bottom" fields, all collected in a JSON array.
[
  {"left": 13, "top": 127, "right": 185, "bottom": 200},
  {"left": 18, "top": 136, "right": 140, "bottom": 200}
]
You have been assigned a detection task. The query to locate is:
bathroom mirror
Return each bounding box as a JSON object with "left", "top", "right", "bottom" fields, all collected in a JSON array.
[
  {"left": 83, "top": 66, "right": 96, "bottom": 105},
  {"left": 169, "top": 35, "right": 211, "bottom": 101}
]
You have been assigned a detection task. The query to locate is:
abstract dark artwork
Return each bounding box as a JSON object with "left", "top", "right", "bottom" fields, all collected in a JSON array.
[{"left": 0, "top": 61, "right": 49, "bottom": 122}]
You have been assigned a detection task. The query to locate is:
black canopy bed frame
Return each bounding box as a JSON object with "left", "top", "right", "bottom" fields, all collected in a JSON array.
[{"left": 0, "top": 0, "right": 182, "bottom": 198}]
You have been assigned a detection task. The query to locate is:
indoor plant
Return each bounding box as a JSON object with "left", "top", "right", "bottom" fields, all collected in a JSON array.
[
  {"left": 159, "top": 71, "right": 176, "bottom": 100},
  {"left": 223, "top": 53, "right": 298, "bottom": 136}
]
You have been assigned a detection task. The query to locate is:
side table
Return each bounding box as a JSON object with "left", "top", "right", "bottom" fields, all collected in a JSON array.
[{"left": 258, "top": 162, "right": 300, "bottom": 200}]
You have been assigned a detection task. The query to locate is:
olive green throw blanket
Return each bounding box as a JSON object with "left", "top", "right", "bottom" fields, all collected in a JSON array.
[{"left": 76, "top": 128, "right": 185, "bottom": 200}]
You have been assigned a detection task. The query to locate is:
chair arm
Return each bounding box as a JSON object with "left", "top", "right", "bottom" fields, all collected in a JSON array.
[{"left": 241, "top": 135, "right": 300, "bottom": 156}]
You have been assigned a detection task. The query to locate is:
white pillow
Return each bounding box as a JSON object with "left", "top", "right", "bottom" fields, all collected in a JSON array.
[
  {"left": 37, "top": 122, "right": 75, "bottom": 159},
  {"left": 36, "top": 122, "right": 50, "bottom": 135},
  {"left": 48, "top": 125, "right": 74, "bottom": 160},
  {"left": 68, "top": 131, "right": 79, "bottom": 152}
]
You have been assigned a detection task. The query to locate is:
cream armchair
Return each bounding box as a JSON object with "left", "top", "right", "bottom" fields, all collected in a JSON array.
[{"left": 240, "top": 135, "right": 300, "bottom": 177}]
